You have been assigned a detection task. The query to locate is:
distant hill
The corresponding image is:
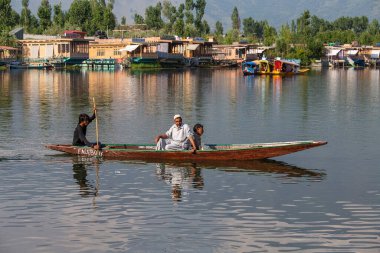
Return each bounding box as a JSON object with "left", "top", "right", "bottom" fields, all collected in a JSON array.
[{"left": 11, "top": 0, "right": 380, "bottom": 30}]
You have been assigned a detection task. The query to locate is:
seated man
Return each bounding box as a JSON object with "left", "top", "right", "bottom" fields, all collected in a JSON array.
[
  {"left": 72, "top": 110, "right": 100, "bottom": 150},
  {"left": 155, "top": 114, "right": 197, "bottom": 153}
]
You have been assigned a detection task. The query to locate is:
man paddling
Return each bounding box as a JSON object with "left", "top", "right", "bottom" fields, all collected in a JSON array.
[
  {"left": 155, "top": 114, "right": 197, "bottom": 153},
  {"left": 72, "top": 108, "right": 100, "bottom": 150}
]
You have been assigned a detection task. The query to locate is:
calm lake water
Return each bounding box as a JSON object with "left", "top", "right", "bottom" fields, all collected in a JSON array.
[{"left": 0, "top": 67, "right": 379, "bottom": 253}]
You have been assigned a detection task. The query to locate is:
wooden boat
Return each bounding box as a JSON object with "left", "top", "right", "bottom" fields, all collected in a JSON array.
[
  {"left": 9, "top": 61, "right": 53, "bottom": 70},
  {"left": 256, "top": 59, "right": 274, "bottom": 74},
  {"left": 242, "top": 61, "right": 259, "bottom": 75},
  {"left": 272, "top": 59, "right": 309, "bottom": 75},
  {"left": 46, "top": 140, "right": 327, "bottom": 161}
]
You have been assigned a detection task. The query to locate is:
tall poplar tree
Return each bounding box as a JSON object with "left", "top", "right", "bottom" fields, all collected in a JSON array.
[
  {"left": 20, "top": 0, "right": 32, "bottom": 31},
  {"left": 231, "top": 6, "right": 240, "bottom": 31},
  {"left": 215, "top": 21, "right": 223, "bottom": 35},
  {"left": 37, "top": 0, "right": 52, "bottom": 32},
  {"left": 53, "top": 2, "right": 65, "bottom": 28}
]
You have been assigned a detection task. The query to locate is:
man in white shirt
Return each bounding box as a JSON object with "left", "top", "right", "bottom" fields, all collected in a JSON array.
[{"left": 155, "top": 114, "right": 197, "bottom": 153}]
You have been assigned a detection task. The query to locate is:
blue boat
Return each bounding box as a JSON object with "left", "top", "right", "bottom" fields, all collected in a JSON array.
[
  {"left": 242, "top": 61, "right": 259, "bottom": 76},
  {"left": 347, "top": 56, "right": 366, "bottom": 68}
]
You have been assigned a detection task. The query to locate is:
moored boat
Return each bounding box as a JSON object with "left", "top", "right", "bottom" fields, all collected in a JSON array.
[
  {"left": 256, "top": 59, "right": 274, "bottom": 74},
  {"left": 242, "top": 61, "right": 259, "bottom": 75},
  {"left": 46, "top": 140, "right": 327, "bottom": 161},
  {"left": 9, "top": 61, "right": 53, "bottom": 70},
  {"left": 273, "top": 59, "right": 309, "bottom": 75}
]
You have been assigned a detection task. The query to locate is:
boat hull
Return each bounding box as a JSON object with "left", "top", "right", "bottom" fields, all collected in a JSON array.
[{"left": 46, "top": 141, "right": 327, "bottom": 161}]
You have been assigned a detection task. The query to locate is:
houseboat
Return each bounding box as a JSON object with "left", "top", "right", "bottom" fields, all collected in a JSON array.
[{"left": 19, "top": 30, "right": 92, "bottom": 68}]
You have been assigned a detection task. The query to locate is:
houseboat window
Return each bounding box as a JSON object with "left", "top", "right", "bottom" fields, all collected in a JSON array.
[{"left": 97, "top": 49, "right": 105, "bottom": 57}]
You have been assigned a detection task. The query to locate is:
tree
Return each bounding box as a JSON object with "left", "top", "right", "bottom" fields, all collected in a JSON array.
[
  {"left": 134, "top": 14, "right": 144, "bottom": 24},
  {"left": 263, "top": 24, "right": 277, "bottom": 46},
  {"left": 121, "top": 16, "right": 126, "bottom": 25},
  {"left": 194, "top": 0, "right": 206, "bottom": 33},
  {"left": 202, "top": 20, "right": 210, "bottom": 34},
  {"left": 185, "top": 0, "right": 194, "bottom": 25},
  {"left": 37, "top": 0, "right": 52, "bottom": 32},
  {"left": 367, "top": 19, "right": 380, "bottom": 35},
  {"left": 296, "top": 10, "right": 311, "bottom": 38},
  {"left": 224, "top": 28, "right": 239, "bottom": 44},
  {"left": 184, "top": 24, "right": 197, "bottom": 37},
  {"left": 162, "top": 0, "right": 177, "bottom": 34},
  {"left": 173, "top": 18, "right": 185, "bottom": 36},
  {"left": 20, "top": 0, "right": 32, "bottom": 31},
  {"left": 0, "top": 29, "right": 17, "bottom": 47},
  {"left": 215, "top": 21, "right": 223, "bottom": 35},
  {"left": 53, "top": 3, "right": 65, "bottom": 28},
  {"left": 278, "top": 24, "right": 292, "bottom": 54},
  {"left": 242, "top": 18, "right": 265, "bottom": 40},
  {"left": 173, "top": 4, "right": 185, "bottom": 36},
  {"left": 145, "top": 3, "right": 163, "bottom": 30},
  {"left": 104, "top": 0, "right": 116, "bottom": 31},
  {"left": 306, "top": 38, "right": 324, "bottom": 59},
  {"left": 231, "top": 6, "right": 240, "bottom": 31},
  {"left": 352, "top": 16, "right": 368, "bottom": 34},
  {"left": 0, "top": 0, "right": 19, "bottom": 30},
  {"left": 66, "top": 0, "right": 92, "bottom": 32}
]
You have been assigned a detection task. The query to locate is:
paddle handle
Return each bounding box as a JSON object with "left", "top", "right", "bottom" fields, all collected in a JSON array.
[{"left": 93, "top": 97, "right": 99, "bottom": 147}]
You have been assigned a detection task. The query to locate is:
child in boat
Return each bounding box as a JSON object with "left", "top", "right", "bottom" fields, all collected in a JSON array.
[
  {"left": 192, "top": 123, "right": 204, "bottom": 150},
  {"left": 72, "top": 110, "right": 100, "bottom": 150}
]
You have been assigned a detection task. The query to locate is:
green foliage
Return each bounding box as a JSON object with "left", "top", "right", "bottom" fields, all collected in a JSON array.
[
  {"left": 215, "top": 21, "right": 223, "bottom": 35},
  {"left": 66, "top": 0, "right": 92, "bottom": 32},
  {"left": 263, "top": 24, "right": 277, "bottom": 46},
  {"left": 53, "top": 3, "right": 65, "bottom": 28},
  {"left": 134, "top": 14, "right": 144, "bottom": 24},
  {"left": 37, "top": 0, "right": 52, "bottom": 32},
  {"left": 315, "top": 30, "right": 356, "bottom": 44},
  {"left": 145, "top": 3, "right": 163, "bottom": 30},
  {"left": 243, "top": 18, "right": 266, "bottom": 39},
  {"left": 287, "top": 47, "right": 312, "bottom": 66},
  {"left": 184, "top": 24, "right": 198, "bottom": 37},
  {"left": 224, "top": 29, "right": 239, "bottom": 44},
  {"left": 0, "top": 29, "right": 17, "bottom": 47},
  {"left": 121, "top": 16, "right": 126, "bottom": 25},
  {"left": 231, "top": 6, "right": 240, "bottom": 31},
  {"left": 194, "top": 0, "right": 206, "bottom": 33}
]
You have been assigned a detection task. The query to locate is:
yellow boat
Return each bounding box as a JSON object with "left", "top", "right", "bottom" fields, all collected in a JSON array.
[{"left": 256, "top": 60, "right": 274, "bottom": 74}]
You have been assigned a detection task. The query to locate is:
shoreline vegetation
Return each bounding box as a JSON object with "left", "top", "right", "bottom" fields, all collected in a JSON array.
[{"left": 1, "top": 0, "right": 380, "bottom": 66}]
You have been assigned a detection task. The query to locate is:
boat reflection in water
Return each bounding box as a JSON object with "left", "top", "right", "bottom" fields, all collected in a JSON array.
[
  {"left": 154, "top": 159, "right": 325, "bottom": 201},
  {"left": 155, "top": 163, "right": 204, "bottom": 201},
  {"left": 72, "top": 157, "right": 100, "bottom": 198},
  {"left": 68, "top": 156, "right": 324, "bottom": 202}
]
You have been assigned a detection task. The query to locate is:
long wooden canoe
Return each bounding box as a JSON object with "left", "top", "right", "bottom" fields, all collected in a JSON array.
[{"left": 46, "top": 140, "right": 327, "bottom": 161}]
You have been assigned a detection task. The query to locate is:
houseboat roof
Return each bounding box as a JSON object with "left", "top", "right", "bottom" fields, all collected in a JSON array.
[{"left": 0, "top": 46, "right": 18, "bottom": 51}]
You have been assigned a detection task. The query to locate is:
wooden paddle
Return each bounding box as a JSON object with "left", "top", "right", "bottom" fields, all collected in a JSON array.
[{"left": 93, "top": 97, "right": 99, "bottom": 148}]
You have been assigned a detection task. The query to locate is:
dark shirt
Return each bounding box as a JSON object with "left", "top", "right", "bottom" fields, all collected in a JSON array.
[
  {"left": 72, "top": 113, "right": 95, "bottom": 147},
  {"left": 193, "top": 132, "right": 202, "bottom": 150}
]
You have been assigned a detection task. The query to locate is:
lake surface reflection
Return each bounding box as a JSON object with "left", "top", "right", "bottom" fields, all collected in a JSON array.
[{"left": 0, "top": 68, "right": 380, "bottom": 252}]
